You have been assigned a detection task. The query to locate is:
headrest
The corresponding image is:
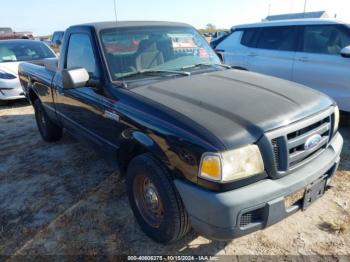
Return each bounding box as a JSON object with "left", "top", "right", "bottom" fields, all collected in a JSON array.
[{"left": 137, "top": 39, "right": 159, "bottom": 52}]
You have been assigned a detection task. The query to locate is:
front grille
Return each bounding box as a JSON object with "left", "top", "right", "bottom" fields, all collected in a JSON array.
[
  {"left": 269, "top": 110, "right": 334, "bottom": 173},
  {"left": 271, "top": 138, "right": 280, "bottom": 169}
]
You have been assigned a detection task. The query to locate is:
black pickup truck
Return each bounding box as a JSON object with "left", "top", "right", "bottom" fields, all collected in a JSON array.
[{"left": 19, "top": 21, "right": 343, "bottom": 243}]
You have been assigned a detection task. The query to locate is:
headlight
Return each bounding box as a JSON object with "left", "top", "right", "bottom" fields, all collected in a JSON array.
[
  {"left": 0, "top": 70, "right": 16, "bottom": 80},
  {"left": 199, "top": 145, "right": 264, "bottom": 183},
  {"left": 334, "top": 105, "right": 340, "bottom": 133}
]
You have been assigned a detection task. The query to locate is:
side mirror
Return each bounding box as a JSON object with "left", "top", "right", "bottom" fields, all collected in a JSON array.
[
  {"left": 341, "top": 46, "right": 350, "bottom": 58},
  {"left": 62, "top": 68, "right": 90, "bottom": 89},
  {"left": 55, "top": 39, "right": 62, "bottom": 46}
]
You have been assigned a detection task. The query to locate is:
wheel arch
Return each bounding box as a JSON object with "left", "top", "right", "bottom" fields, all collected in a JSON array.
[
  {"left": 28, "top": 87, "right": 39, "bottom": 104},
  {"left": 117, "top": 130, "right": 170, "bottom": 174}
]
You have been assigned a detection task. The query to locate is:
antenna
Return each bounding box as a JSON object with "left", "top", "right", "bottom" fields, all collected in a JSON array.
[
  {"left": 113, "top": 0, "right": 118, "bottom": 23},
  {"left": 303, "top": 0, "right": 307, "bottom": 17},
  {"left": 112, "top": 0, "right": 126, "bottom": 87}
]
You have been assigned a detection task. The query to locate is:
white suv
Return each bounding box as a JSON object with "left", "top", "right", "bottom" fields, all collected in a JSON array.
[{"left": 216, "top": 19, "right": 350, "bottom": 112}]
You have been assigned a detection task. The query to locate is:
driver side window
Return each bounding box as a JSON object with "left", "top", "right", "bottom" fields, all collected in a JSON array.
[{"left": 65, "top": 34, "right": 99, "bottom": 77}]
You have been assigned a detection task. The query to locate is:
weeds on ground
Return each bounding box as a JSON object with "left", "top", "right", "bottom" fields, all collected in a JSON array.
[{"left": 318, "top": 216, "right": 350, "bottom": 235}]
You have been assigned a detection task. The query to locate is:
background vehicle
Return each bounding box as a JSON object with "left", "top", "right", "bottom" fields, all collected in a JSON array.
[
  {"left": 0, "top": 40, "right": 56, "bottom": 104},
  {"left": 19, "top": 21, "right": 342, "bottom": 244},
  {"left": 210, "top": 31, "right": 229, "bottom": 43},
  {"left": 216, "top": 19, "right": 350, "bottom": 112},
  {"left": 49, "top": 31, "right": 64, "bottom": 53},
  {"left": 210, "top": 31, "right": 231, "bottom": 51},
  {"left": 0, "top": 27, "right": 33, "bottom": 40},
  {"left": 202, "top": 32, "right": 213, "bottom": 37}
]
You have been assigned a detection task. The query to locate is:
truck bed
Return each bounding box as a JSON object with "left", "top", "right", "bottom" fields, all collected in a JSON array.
[{"left": 18, "top": 58, "right": 58, "bottom": 97}]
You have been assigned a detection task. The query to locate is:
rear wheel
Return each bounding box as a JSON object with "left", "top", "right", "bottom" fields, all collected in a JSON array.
[
  {"left": 33, "top": 99, "right": 62, "bottom": 142},
  {"left": 127, "top": 153, "right": 191, "bottom": 243}
]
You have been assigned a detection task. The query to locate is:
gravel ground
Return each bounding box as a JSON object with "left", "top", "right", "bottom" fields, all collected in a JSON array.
[{"left": 0, "top": 100, "right": 349, "bottom": 257}]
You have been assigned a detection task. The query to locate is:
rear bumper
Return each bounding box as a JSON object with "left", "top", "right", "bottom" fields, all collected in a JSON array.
[{"left": 175, "top": 132, "right": 343, "bottom": 240}]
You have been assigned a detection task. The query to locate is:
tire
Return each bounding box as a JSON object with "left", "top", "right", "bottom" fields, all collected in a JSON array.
[
  {"left": 33, "top": 99, "right": 62, "bottom": 142},
  {"left": 127, "top": 153, "right": 191, "bottom": 243}
]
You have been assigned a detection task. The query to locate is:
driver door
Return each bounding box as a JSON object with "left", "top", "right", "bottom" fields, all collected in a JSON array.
[{"left": 54, "top": 32, "right": 122, "bottom": 161}]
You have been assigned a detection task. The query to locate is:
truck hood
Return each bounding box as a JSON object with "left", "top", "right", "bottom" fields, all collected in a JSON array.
[{"left": 132, "top": 69, "right": 334, "bottom": 149}]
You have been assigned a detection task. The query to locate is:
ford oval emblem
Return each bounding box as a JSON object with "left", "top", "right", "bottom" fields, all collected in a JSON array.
[{"left": 304, "top": 134, "right": 322, "bottom": 150}]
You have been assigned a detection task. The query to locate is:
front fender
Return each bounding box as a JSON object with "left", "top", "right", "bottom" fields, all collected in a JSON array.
[
  {"left": 117, "top": 129, "right": 170, "bottom": 173},
  {"left": 27, "top": 86, "right": 39, "bottom": 104}
]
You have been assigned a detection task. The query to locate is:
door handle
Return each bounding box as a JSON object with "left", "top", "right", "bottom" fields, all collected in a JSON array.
[{"left": 297, "top": 57, "right": 309, "bottom": 62}]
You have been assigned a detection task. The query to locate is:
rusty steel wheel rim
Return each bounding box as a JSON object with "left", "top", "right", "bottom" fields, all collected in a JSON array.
[{"left": 133, "top": 175, "right": 164, "bottom": 228}]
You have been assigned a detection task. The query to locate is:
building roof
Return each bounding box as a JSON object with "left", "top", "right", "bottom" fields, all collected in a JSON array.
[
  {"left": 232, "top": 18, "right": 345, "bottom": 30},
  {"left": 265, "top": 11, "right": 328, "bottom": 21}
]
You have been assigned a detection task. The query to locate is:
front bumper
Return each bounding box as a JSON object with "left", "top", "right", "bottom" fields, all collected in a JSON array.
[
  {"left": 175, "top": 132, "right": 343, "bottom": 240},
  {"left": 0, "top": 79, "right": 25, "bottom": 101}
]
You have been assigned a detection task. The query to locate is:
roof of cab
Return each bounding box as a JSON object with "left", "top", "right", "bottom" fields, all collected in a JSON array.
[
  {"left": 231, "top": 18, "right": 347, "bottom": 30},
  {"left": 71, "top": 21, "right": 192, "bottom": 31}
]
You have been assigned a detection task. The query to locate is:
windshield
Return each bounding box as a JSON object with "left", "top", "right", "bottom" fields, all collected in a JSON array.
[
  {"left": 52, "top": 32, "right": 64, "bottom": 42},
  {"left": 100, "top": 26, "right": 221, "bottom": 81},
  {"left": 0, "top": 41, "right": 56, "bottom": 63}
]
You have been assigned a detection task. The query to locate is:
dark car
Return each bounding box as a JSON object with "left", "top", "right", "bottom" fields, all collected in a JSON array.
[
  {"left": 18, "top": 21, "right": 343, "bottom": 244},
  {"left": 49, "top": 31, "right": 65, "bottom": 53}
]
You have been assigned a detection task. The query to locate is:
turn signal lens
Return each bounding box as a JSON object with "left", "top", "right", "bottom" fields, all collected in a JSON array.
[{"left": 199, "top": 154, "right": 221, "bottom": 181}]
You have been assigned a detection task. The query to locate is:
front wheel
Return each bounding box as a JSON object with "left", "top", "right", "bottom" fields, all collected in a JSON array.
[
  {"left": 127, "top": 153, "right": 191, "bottom": 243},
  {"left": 33, "top": 99, "right": 63, "bottom": 142}
]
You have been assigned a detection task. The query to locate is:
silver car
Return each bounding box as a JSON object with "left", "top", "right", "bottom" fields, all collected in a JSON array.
[
  {"left": 216, "top": 19, "right": 350, "bottom": 112},
  {"left": 0, "top": 40, "right": 56, "bottom": 104}
]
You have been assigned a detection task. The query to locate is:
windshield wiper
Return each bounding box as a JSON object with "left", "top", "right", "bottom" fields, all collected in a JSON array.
[
  {"left": 118, "top": 69, "right": 191, "bottom": 79},
  {"left": 181, "top": 63, "right": 231, "bottom": 70}
]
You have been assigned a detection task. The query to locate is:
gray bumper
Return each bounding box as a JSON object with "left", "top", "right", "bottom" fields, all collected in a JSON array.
[{"left": 175, "top": 132, "right": 343, "bottom": 240}]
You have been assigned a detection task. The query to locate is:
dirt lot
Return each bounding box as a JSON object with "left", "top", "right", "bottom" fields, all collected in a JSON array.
[{"left": 0, "top": 101, "right": 349, "bottom": 257}]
